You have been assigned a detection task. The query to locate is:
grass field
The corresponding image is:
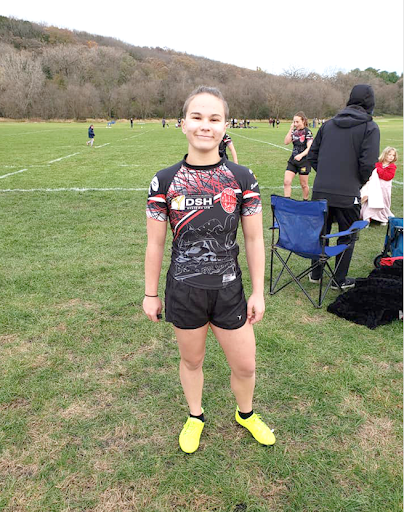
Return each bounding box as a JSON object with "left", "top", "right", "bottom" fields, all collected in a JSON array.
[{"left": 0, "top": 118, "right": 402, "bottom": 512}]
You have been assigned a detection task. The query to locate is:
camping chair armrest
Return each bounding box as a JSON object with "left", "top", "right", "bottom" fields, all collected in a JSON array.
[{"left": 323, "top": 220, "right": 369, "bottom": 239}]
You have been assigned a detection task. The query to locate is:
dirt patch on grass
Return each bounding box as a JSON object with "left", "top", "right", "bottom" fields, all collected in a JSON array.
[
  {"left": 55, "top": 298, "right": 100, "bottom": 311},
  {"left": 339, "top": 393, "right": 365, "bottom": 415},
  {"left": 357, "top": 416, "right": 396, "bottom": 451},
  {"left": 0, "top": 449, "right": 39, "bottom": 479},
  {"left": 91, "top": 478, "right": 160, "bottom": 512},
  {"left": 0, "top": 398, "right": 31, "bottom": 411},
  {"left": 161, "top": 490, "right": 223, "bottom": 512},
  {"left": 301, "top": 314, "right": 325, "bottom": 324},
  {"left": 0, "top": 334, "right": 19, "bottom": 345},
  {"left": 59, "top": 392, "right": 114, "bottom": 419}
]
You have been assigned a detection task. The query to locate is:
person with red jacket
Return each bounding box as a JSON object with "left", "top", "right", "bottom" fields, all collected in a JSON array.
[{"left": 361, "top": 147, "right": 398, "bottom": 225}]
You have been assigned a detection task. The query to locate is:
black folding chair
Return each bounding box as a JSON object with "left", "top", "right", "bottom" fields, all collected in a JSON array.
[{"left": 269, "top": 195, "right": 368, "bottom": 308}]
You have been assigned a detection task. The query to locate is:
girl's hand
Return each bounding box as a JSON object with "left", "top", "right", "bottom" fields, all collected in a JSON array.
[
  {"left": 246, "top": 293, "right": 265, "bottom": 324},
  {"left": 294, "top": 153, "right": 303, "bottom": 162},
  {"left": 290, "top": 122, "right": 294, "bottom": 131},
  {"left": 143, "top": 296, "right": 163, "bottom": 322}
]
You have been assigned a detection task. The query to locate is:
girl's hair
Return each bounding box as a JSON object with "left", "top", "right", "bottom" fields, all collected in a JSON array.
[
  {"left": 182, "top": 86, "right": 229, "bottom": 119},
  {"left": 294, "top": 111, "right": 308, "bottom": 127},
  {"left": 379, "top": 146, "right": 398, "bottom": 163}
]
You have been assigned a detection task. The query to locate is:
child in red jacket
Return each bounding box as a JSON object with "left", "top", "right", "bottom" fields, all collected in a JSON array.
[{"left": 361, "top": 147, "right": 398, "bottom": 225}]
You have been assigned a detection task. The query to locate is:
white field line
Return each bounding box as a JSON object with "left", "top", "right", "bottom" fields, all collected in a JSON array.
[
  {"left": 48, "top": 152, "right": 81, "bottom": 163},
  {"left": 0, "top": 185, "right": 295, "bottom": 193},
  {"left": 1, "top": 183, "right": 403, "bottom": 193},
  {"left": 0, "top": 187, "right": 149, "bottom": 193},
  {"left": 393, "top": 179, "right": 403, "bottom": 185},
  {"left": 0, "top": 130, "right": 149, "bottom": 180},
  {"left": 228, "top": 131, "right": 290, "bottom": 152},
  {"left": 0, "top": 169, "right": 29, "bottom": 179}
]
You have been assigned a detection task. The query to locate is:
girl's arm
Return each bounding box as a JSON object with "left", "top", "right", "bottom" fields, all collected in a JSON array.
[
  {"left": 241, "top": 212, "right": 265, "bottom": 324},
  {"left": 294, "top": 138, "right": 313, "bottom": 161},
  {"left": 143, "top": 217, "right": 167, "bottom": 322},
  {"left": 228, "top": 142, "right": 238, "bottom": 164},
  {"left": 284, "top": 123, "right": 294, "bottom": 145}
]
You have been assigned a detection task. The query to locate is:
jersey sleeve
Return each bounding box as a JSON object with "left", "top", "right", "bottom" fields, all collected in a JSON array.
[
  {"left": 146, "top": 173, "right": 168, "bottom": 222},
  {"left": 223, "top": 134, "right": 232, "bottom": 146},
  {"left": 306, "top": 128, "right": 313, "bottom": 141},
  {"left": 241, "top": 169, "right": 262, "bottom": 216}
]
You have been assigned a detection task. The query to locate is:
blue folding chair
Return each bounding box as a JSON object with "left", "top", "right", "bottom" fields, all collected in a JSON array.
[{"left": 269, "top": 195, "right": 368, "bottom": 307}]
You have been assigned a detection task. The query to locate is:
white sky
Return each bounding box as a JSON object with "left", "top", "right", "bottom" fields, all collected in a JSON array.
[{"left": 1, "top": 0, "right": 403, "bottom": 76}]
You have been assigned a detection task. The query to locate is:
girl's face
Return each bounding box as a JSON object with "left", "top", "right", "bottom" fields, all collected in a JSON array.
[
  {"left": 182, "top": 93, "right": 227, "bottom": 156},
  {"left": 385, "top": 150, "right": 396, "bottom": 164},
  {"left": 293, "top": 116, "right": 305, "bottom": 130}
]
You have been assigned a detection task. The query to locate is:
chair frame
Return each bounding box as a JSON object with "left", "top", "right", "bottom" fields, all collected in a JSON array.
[{"left": 269, "top": 196, "right": 367, "bottom": 308}]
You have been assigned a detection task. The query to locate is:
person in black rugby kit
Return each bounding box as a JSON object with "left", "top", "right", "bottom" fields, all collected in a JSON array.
[
  {"left": 219, "top": 132, "right": 238, "bottom": 163},
  {"left": 143, "top": 86, "right": 275, "bottom": 454},
  {"left": 283, "top": 111, "right": 313, "bottom": 200}
]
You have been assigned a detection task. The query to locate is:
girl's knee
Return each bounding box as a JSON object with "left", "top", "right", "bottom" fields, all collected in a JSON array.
[
  {"left": 232, "top": 361, "right": 255, "bottom": 379},
  {"left": 181, "top": 356, "right": 204, "bottom": 372}
]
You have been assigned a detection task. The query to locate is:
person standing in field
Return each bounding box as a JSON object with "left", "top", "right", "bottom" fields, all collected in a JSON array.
[
  {"left": 360, "top": 146, "right": 398, "bottom": 226},
  {"left": 307, "top": 84, "right": 380, "bottom": 289},
  {"left": 283, "top": 112, "right": 313, "bottom": 200},
  {"left": 219, "top": 133, "right": 239, "bottom": 163},
  {"left": 143, "top": 85, "right": 275, "bottom": 454},
  {"left": 86, "top": 124, "right": 95, "bottom": 146}
]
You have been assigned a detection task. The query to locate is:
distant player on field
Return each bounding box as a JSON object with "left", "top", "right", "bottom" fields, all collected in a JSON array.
[
  {"left": 86, "top": 124, "right": 95, "bottom": 146},
  {"left": 219, "top": 133, "right": 238, "bottom": 163}
]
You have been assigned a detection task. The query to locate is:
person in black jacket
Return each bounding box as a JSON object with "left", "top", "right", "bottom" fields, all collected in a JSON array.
[
  {"left": 307, "top": 84, "right": 380, "bottom": 290},
  {"left": 86, "top": 124, "right": 95, "bottom": 146}
]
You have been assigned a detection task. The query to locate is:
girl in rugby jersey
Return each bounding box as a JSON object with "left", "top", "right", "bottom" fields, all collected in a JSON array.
[
  {"left": 143, "top": 86, "right": 275, "bottom": 454},
  {"left": 283, "top": 111, "right": 313, "bottom": 200}
]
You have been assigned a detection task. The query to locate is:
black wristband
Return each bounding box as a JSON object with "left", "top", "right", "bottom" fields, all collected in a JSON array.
[{"left": 145, "top": 294, "right": 158, "bottom": 298}]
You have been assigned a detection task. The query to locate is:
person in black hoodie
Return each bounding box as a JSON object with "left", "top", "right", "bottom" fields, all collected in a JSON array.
[{"left": 307, "top": 84, "right": 380, "bottom": 290}]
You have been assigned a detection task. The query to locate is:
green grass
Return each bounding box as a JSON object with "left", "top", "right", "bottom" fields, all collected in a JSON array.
[{"left": 0, "top": 118, "right": 402, "bottom": 512}]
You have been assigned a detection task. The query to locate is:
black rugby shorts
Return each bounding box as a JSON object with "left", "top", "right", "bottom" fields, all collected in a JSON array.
[
  {"left": 286, "top": 156, "right": 311, "bottom": 175},
  {"left": 165, "top": 273, "right": 247, "bottom": 330}
]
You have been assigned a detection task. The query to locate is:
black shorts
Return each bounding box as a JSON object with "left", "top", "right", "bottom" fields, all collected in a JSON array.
[
  {"left": 286, "top": 157, "right": 311, "bottom": 175},
  {"left": 165, "top": 273, "right": 247, "bottom": 330}
]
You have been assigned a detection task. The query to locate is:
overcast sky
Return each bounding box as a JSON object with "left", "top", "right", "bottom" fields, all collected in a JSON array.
[{"left": 1, "top": 0, "right": 403, "bottom": 76}]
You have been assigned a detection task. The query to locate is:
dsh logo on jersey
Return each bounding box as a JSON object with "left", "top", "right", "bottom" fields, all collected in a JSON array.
[
  {"left": 220, "top": 187, "right": 237, "bottom": 213},
  {"left": 171, "top": 195, "right": 214, "bottom": 210}
]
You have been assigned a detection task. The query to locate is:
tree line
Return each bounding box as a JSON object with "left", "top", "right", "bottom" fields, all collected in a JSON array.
[{"left": 0, "top": 16, "right": 402, "bottom": 120}]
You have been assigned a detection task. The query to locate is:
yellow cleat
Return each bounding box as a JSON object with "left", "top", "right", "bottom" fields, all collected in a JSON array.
[
  {"left": 235, "top": 407, "right": 276, "bottom": 446},
  {"left": 179, "top": 416, "right": 205, "bottom": 453}
]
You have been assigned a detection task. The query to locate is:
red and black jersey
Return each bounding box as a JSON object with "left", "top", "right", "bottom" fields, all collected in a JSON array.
[
  {"left": 146, "top": 156, "right": 261, "bottom": 289},
  {"left": 291, "top": 127, "right": 313, "bottom": 158}
]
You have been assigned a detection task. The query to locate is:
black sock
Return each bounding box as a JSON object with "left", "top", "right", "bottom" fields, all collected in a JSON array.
[
  {"left": 238, "top": 410, "right": 253, "bottom": 420},
  {"left": 190, "top": 412, "right": 205, "bottom": 422}
]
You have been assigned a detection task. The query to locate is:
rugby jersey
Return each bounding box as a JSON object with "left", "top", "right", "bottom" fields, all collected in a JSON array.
[{"left": 146, "top": 156, "right": 261, "bottom": 289}]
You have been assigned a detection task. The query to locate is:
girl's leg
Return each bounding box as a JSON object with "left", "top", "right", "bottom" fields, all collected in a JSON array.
[
  {"left": 211, "top": 321, "right": 276, "bottom": 446},
  {"left": 299, "top": 174, "right": 310, "bottom": 200},
  {"left": 283, "top": 170, "right": 295, "bottom": 198},
  {"left": 210, "top": 321, "right": 256, "bottom": 413},
  {"left": 175, "top": 324, "right": 209, "bottom": 416}
]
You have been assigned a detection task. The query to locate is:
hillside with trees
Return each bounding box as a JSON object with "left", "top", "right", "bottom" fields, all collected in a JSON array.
[{"left": 0, "top": 16, "right": 402, "bottom": 120}]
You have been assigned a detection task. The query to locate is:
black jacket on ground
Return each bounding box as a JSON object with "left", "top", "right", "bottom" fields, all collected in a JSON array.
[{"left": 308, "top": 90, "right": 380, "bottom": 202}]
